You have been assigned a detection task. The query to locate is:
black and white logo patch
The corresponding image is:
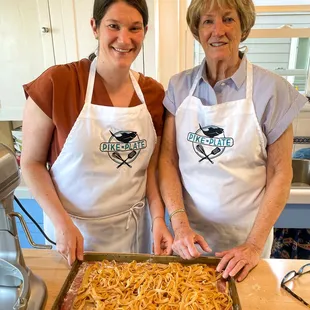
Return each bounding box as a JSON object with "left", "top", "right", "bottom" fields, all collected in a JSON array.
[
  {"left": 100, "top": 130, "right": 147, "bottom": 168},
  {"left": 187, "top": 124, "right": 234, "bottom": 164}
]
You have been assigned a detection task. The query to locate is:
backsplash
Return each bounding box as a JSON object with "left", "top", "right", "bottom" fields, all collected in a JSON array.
[
  {"left": 293, "top": 136, "right": 310, "bottom": 144},
  {"left": 293, "top": 108, "right": 310, "bottom": 154}
]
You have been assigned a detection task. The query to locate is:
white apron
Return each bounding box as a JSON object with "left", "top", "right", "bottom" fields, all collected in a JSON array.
[
  {"left": 175, "top": 60, "right": 273, "bottom": 258},
  {"left": 44, "top": 57, "right": 156, "bottom": 253}
]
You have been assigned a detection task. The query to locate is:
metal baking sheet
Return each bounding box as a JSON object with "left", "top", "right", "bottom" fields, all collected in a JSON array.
[{"left": 52, "top": 252, "right": 242, "bottom": 310}]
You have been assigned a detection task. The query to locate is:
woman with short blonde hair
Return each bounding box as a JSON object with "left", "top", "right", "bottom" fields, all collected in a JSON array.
[
  {"left": 187, "top": 0, "right": 256, "bottom": 41},
  {"left": 159, "top": 0, "right": 307, "bottom": 281}
]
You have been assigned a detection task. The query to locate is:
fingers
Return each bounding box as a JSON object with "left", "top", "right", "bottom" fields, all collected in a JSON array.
[
  {"left": 158, "top": 225, "right": 210, "bottom": 259},
  {"left": 237, "top": 264, "right": 251, "bottom": 282},
  {"left": 152, "top": 225, "right": 174, "bottom": 255},
  {"left": 171, "top": 243, "right": 181, "bottom": 257},
  {"left": 222, "top": 257, "right": 247, "bottom": 279},
  {"left": 228, "top": 259, "right": 247, "bottom": 278},
  {"left": 67, "top": 235, "right": 78, "bottom": 266},
  {"left": 172, "top": 242, "right": 189, "bottom": 259},
  {"left": 194, "top": 235, "right": 212, "bottom": 253},
  {"left": 172, "top": 239, "right": 201, "bottom": 259},
  {"left": 215, "top": 243, "right": 260, "bottom": 281},
  {"left": 174, "top": 244, "right": 193, "bottom": 260},
  {"left": 165, "top": 242, "right": 173, "bottom": 255},
  {"left": 163, "top": 237, "right": 173, "bottom": 255},
  {"left": 57, "top": 227, "right": 84, "bottom": 266},
  {"left": 57, "top": 243, "right": 69, "bottom": 263},
  {"left": 67, "top": 247, "right": 76, "bottom": 266},
  {"left": 216, "top": 252, "right": 234, "bottom": 273},
  {"left": 215, "top": 250, "right": 229, "bottom": 258},
  {"left": 58, "top": 246, "right": 75, "bottom": 266},
  {"left": 187, "top": 242, "right": 201, "bottom": 258},
  {"left": 173, "top": 229, "right": 213, "bottom": 259},
  {"left": 76, "top": 233, "right": 84, "bottom": 261},
  {"left": 181, "top": 246, "right": 194, "bottom": 260},
  {"left": 153, "top": 239, "right": 161, "bottom": 255}
]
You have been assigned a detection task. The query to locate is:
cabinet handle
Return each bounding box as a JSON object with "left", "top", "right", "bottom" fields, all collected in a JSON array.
[{"left": 41, "top": 27, "right": 50, "bottom": 33}]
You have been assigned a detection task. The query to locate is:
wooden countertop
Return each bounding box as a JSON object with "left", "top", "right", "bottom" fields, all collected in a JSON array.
[{"left": 23, "top": 249, "right": 309, "bottom": 310}]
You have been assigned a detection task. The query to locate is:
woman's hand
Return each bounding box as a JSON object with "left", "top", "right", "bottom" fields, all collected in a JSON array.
[
  {"left": 55, "top": 220, "right": 84, "bottom": 266},
  {"left": 172, "top": 225, "right": 212, "bottom": 259},
  {"left": 152, "top": 218, "right": 173, "bottom": 255},
  {"left": 215, "top": 242, "right": 261, "bottom": 282}
]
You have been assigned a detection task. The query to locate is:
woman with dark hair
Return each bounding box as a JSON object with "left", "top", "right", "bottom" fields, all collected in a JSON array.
[
  {"left": 159, "top": 0, "right": 308, "bottom": 281},
  {"left": 21, "top": 0, "right": 172, "bottom": 265}
]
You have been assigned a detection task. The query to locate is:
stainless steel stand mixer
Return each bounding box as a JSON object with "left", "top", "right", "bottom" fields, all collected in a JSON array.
[{"left": 0, "top": 143, "right": 52, "bottom": 310}]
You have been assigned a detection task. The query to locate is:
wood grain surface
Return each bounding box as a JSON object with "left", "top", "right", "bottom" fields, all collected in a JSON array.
[{"left": 22, "top": 249, "right": 310, "bottom": 310}]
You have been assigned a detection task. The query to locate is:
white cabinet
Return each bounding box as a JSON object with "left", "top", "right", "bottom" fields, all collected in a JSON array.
[
  {"left": 0, "top": 0, "right": 54, "bottom": 121},
  {"left": 48, "top": 0, "right": 96, "bottom": 64},
  {"left": 0, "top": 0, "right": 151, "bottom": 122}
]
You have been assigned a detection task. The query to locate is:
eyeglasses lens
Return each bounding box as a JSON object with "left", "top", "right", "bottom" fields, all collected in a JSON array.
[
  {"left": 300, "top": 264, "right": 310, "bottom": 275},
  {"left": 284, "top": 271, "right": 296, "bottom": 283}
]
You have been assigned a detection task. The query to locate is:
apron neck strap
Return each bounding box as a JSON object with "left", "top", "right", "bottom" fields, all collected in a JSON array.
[
  {"left": 85, "top": 57, "right": 97, "bottom": 104},
  {"left": 129, "top": 70, "right": 146, "bottom": 105},
  {"left": 85, "top": 57, "right": 146, "bottom": 105}
]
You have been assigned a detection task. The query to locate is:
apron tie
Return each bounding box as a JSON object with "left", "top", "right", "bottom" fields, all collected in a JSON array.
[{"left": 126, "top": 201, "right": 145, "bottom": 252}]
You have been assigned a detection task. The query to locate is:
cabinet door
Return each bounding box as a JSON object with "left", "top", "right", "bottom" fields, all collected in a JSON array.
[
  {"left": 0, "top": 0, "right": 55, "bottom": 120},
  {"left": 48, "top": 0, "right": 145, "bottom": 73}
]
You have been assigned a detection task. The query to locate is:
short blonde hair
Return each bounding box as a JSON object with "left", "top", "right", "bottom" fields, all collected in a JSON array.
[{"left": 186, "top": 0, "right": 256, "bottom": 42}]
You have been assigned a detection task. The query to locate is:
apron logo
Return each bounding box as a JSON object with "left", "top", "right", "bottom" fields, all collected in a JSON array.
[
  {"left": 100, "top": 130, "right": 147, "bottom": 168},
  {"left": 187, "top": 124, "right": 234, "bottom": 164}
]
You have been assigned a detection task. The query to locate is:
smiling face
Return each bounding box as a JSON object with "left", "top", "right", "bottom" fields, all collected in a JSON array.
[
  {"left": 91, "top": 1, "right": 146, "bottom": 70},
  {"left": 198, "top": 4, "right": 242, "bottom": 66}
]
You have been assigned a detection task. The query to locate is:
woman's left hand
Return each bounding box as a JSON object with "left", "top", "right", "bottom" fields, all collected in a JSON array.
[
  {"left": 215, "top": 242, "right": 262, "bottom": 282},
  {"left": 152, "top": 218, "right": 173, "bottom": 255}
]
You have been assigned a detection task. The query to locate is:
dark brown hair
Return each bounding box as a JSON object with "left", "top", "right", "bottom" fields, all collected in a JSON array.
[
  {"left": 89, "top": 0, "right": 149, "bottom": 60},
  {"left": 93, "top": 0, "right": 148, "bottom": 28}
]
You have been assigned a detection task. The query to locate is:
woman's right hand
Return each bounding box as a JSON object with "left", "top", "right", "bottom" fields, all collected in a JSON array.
[
  {"left": 172, "top": 225, "right": 212, "bottom": 259},
  {"left": 55, "top": 221, "right": 84, "bottom": 266}
]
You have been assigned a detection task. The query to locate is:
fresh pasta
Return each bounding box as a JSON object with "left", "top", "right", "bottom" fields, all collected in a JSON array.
[{"left": 72, "top": 260, "right": 233, "bottom": 310}]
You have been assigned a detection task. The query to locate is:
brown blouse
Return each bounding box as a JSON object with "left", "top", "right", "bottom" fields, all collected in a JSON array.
[{"left": 23, "top": 58, "right": 165, "bottom": 165}]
